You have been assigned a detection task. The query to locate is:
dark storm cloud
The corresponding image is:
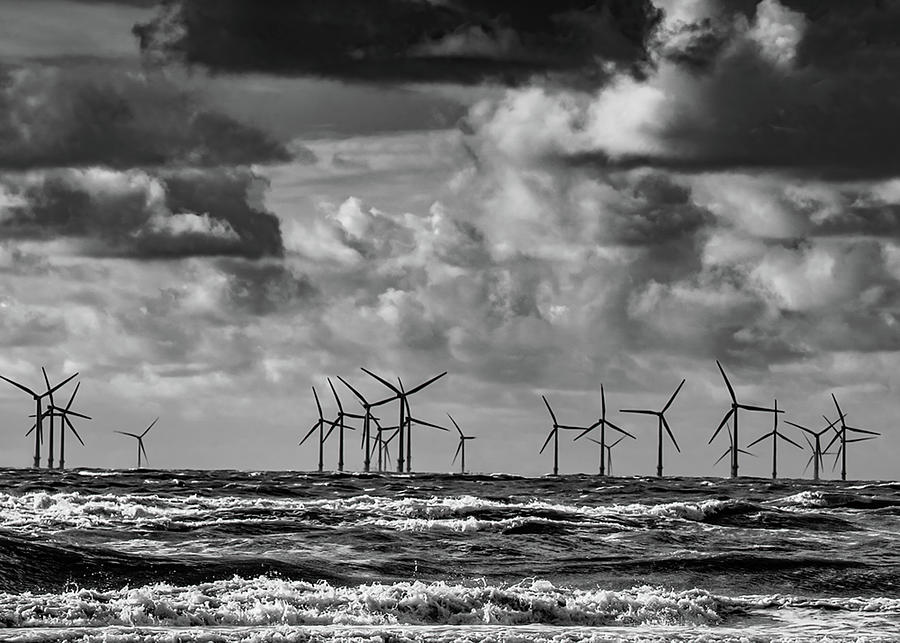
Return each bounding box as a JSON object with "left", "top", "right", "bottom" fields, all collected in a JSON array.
[
  {"left": 133, "top": 0, "right": 663, "bottom": 84},
  {"left": 1, "top": 168, "right": 284, "bottom": 259},
  {"left": 0, "top": 66, "right": 292, "bottom": 171}
]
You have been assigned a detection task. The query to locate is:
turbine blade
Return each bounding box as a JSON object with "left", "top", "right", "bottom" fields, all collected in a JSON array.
[
  {"left": 0, "top": 374, "right": 36, "bottom": 397},
  {"left": 406, "top": 371, "right": 447, "bottom": 396},
  {"left": 452, "top": 440, "right": 462, "bottom": 465},
  {"left": 46, "top": 372, "right": 78, "bottom": 397},
  {"left": 539, "top": 429, "right": 556, "bottom": 455},
  {"left": 586, "top": 437, "right": 602, "bottom": 446},
  {"left": 745, "top": 432, "right": 773, "bottom": 449},
  {"left": 714, "top": 449, "right": 731, "bottom": 466},
  {"left": 777, "top": 432, "right": 804, "bottom": 449},
  {"left": 65, "top": 382, "right": 80, "bottom": 412},
  {"left": 410, "top": 417, "right": 450, "bottom": 431},
  {"left": 823, "top": 430, "right": 842, "bottom": 453},
  {"left": 64, "top": 410, "right": 92, "bottom": 421},
  {"left": 600, "top": 383, "right": 606, "bottom": 417},
  {"left": 139, "top": 440, "right": 149, "bottom": 466},
  {"left": 42, "top": 367, "right": 54, "bottom": 404},
  {"left": 327, "top": 378, "right": 343, "bottom": 413},
  {"left": 447, "top": 414, "right": 463, "bottom": 437},
  {"left": 542, "top": 395, "right": 559, "bottom": 426},
  {"left": 739, "top": 404, "right": 783, "bottom": 414},
  {"left": 845, "top": 426, "right": 880, "bottom": 436},
  {"left": 785, "top": 420, "right": 815, "bottom": 435},
  {"left": 716, "top": 360, "right": 737, "bottom": 404},
  {"left": 802, "top": 434, "right": 814, "bottom": 451},
  {"left": 312, "top": 387, "right": 324, "bottom": 419},
  {"left": 361, "top": 368, "right": 401, "bottom": 395},
  {"left": 738, "top": 449, "right": 757, "bottom": 457},
  {"left": 115, "top": 431, "right": 140, "bottom": 439},
  {"left": 606, "top": 420, "right": 636, "bottom": 439},
  {"left": 662, "top": 378, "right": 686, "bottom": 413},
  {"left": 336, "top": 376, "right": 368, "bottom": 406},
  {"left": 141, "top": 417, "right": 159, "bottom": 437},
  {"left": 298, "top": 422, "right": 319, "bottom": 446},
  {"left": 66, "top": 418, "right": 86, "bottom": 446},
  {"left": 709, "top": 408, "right": 735, "bottom": 444},
  {"left": 609, "top": 436, "right": 626, "bottom": 448},
  {"left": 573, "top": 425, "right": 595, "bottom": 441},
  {"left": 619, "top": 409, "right": 656, "bottom": 416},
  {"left": 803, "top": 453, "right": 813, "bottom": 474},
  {"left": 662, "top": 416, "right": 680, "bottom": 453},
  {"left": 831, "top": 393, "right": 844, "bottom": 421}
]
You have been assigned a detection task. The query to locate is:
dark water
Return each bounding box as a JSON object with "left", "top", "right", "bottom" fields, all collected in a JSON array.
[{"left": 1, "top": 469, "right": 899, "bottom": 641}]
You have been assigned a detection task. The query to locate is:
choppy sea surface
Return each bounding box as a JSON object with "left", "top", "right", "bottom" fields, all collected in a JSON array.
[{"left": 0, "top": 469, "right": 898, "bottom": 642}]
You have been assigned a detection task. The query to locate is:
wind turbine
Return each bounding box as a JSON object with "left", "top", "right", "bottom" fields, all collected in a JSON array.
[
  {"left": 1, "top": 369, "right": 78, "bottom": 467},
  {"left": 709, "top": 361, "right": 782, "bottom": 478},
  {"left": 824, "top": 394, "right": 880, "bottom": 481},
  {"left": 713, "top": 420, "right": 756, "bottom": 471},
  {"left": 448, "top": 414, "right": 475, "bottom": 474},
  {"left": 540, "top": 395, "right": 591, "bottom": 476},
  {"left": 573, "top": 384, "right": 635, "bottom": 476},
  {"left": 364, "top": 368, "right": 447, "bottom": 473},
  {"left": 786, "top": 415, "right": 841, "bottom": 481},
  {"left": 324, "top": 378, "right": 363, "bottom": 472},
  {"left": 28, "top": 382, "right": 91, "bottom": 469},
  {"left": 745, "top": 399, "right": 802, "bottom": 479},
  {"left": 299, "top": 386, "right": 335, "bottom": 473},
  {"left": 399, "top": 381, "right": 451, "bottom": 472},
  {"left": 337, "top": 376, "right": 379, "bottom": 472},
  {"left": 620, "top": 379, "right": 685, "bottom": 477},
  {"left": 115, "top": 417, "right": 157, "bottom": 468},
  {"left": 587, "top": 435, "right": 626, "bottom": 476}
]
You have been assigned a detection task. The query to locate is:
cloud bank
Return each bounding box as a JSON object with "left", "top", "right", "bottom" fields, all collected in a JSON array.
[{"left": 133, "top": 0, "right": 663, "bottom": 84}]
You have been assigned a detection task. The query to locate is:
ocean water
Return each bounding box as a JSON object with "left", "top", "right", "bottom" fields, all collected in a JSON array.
[{"left": 0, "top": 470, "right": 898, "bottom": 642}]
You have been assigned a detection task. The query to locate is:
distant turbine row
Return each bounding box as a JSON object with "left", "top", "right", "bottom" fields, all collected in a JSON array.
[
  {"left": 1, "top": 368, "right": 158, "bottom": 469},
  {"left": 540, "top": 361, "right": 880, "bottom": 480}
]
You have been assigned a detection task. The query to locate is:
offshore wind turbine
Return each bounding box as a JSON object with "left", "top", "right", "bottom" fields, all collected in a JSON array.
[
  {"left": 337, "top": 376, "right": 379, "bottom": 472},
  {"left": 587, "top": 435, "right": 626, "bottom": 476},
  {"left": 620, "top": 379, "right": 685, "bottom": 477},
  {"left": 448, "top": 414, "right": 474, "bottom": 474},
  {"left": 399, "top": 381, "right": 451, "bottom": 472},
  {"left": 786, "top": 415, "right": 841, "bottom": 481},
  {"left": 299, "top": 386, "right": 335, "bottom": 473},
  {"left": 324, "top": 378, "right": 363, "bottom": 472},
  {"left": 573, "top": 384, "right": 635, "bottom": 476},
  {"left": 745, "top": 399, "right": 802, "bottom": 479},
  {"left": 1, "top": 369, "right": 78, "bottom": 467},
  {"left": 115, "top": 417, "right": 158, "bottom": 468},
  {"left": 709, "top": 361, "right": 782, "bottom": 478},
  {"left": 824, "top": 394, "right": 880, "bottom": 481},
  {"left": 714, "top": 421, "right": 756, "bottom": 470},
  {"left": 364, "top": 368, "right": 447, "bottom": 473},
  {"left": 540, "top": 395, "right": 591, "bottom": 476},
  {"left": 27, "top": 382, "right": 91, "bottom": 469}
]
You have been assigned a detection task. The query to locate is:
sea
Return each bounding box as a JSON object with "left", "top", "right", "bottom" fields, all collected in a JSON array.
[{"left": 0, "top": 469, "right": 898, "bottom": 642}]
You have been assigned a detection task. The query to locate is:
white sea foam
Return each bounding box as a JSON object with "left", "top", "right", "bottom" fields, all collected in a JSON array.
[
  {"left": 0, "top": 578, "right": 728, "bottom": 629},
  {"left": 0, "top": 491, "right": 769, "bottom": 538}
]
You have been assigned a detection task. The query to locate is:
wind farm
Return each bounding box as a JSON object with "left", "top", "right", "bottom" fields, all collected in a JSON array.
[{"left": 0, "top": 361, "right": 889, "bottom": 479}]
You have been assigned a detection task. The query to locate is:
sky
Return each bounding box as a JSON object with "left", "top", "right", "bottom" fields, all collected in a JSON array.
[{"left": 0, "top": 0, "right": 898, "bottom": 478}]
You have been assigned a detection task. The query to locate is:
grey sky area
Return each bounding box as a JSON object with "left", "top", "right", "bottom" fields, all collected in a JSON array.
[{"left": 0, "top": 0, "right": 897, "bottom": 478}]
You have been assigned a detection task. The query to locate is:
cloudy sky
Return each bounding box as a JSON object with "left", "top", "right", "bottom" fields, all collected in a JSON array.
[{"left": 0, "top": 0, "right": 898, "bottom": 478}]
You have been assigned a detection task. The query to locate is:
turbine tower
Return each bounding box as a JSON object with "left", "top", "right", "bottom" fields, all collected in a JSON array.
[
  {"left": 620, "top": 379, "right": 685, "bottom": 477},
  {"left": 573, "top": 384, "right": 635, "bottom": 476},
  {"left": 115, "top": 417, "right": 158, "bottom": 468},
  {"left": 1, "top": 369, "right": 77, "bottom": 467},
  {"left": 745, "top": 399, "right": 802, "bottom": 479},
  {"left": 449, "top": 414, "right": 475, "bottom": 474},
  {"left": 709, "top": 361, "right": 782, "bottom": 478},
  {"left": 539, "top": 395, "right": 590, "bottom": 476},
  {"left": 824, "top": 394, "right": 880, "bottom": 481}
]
